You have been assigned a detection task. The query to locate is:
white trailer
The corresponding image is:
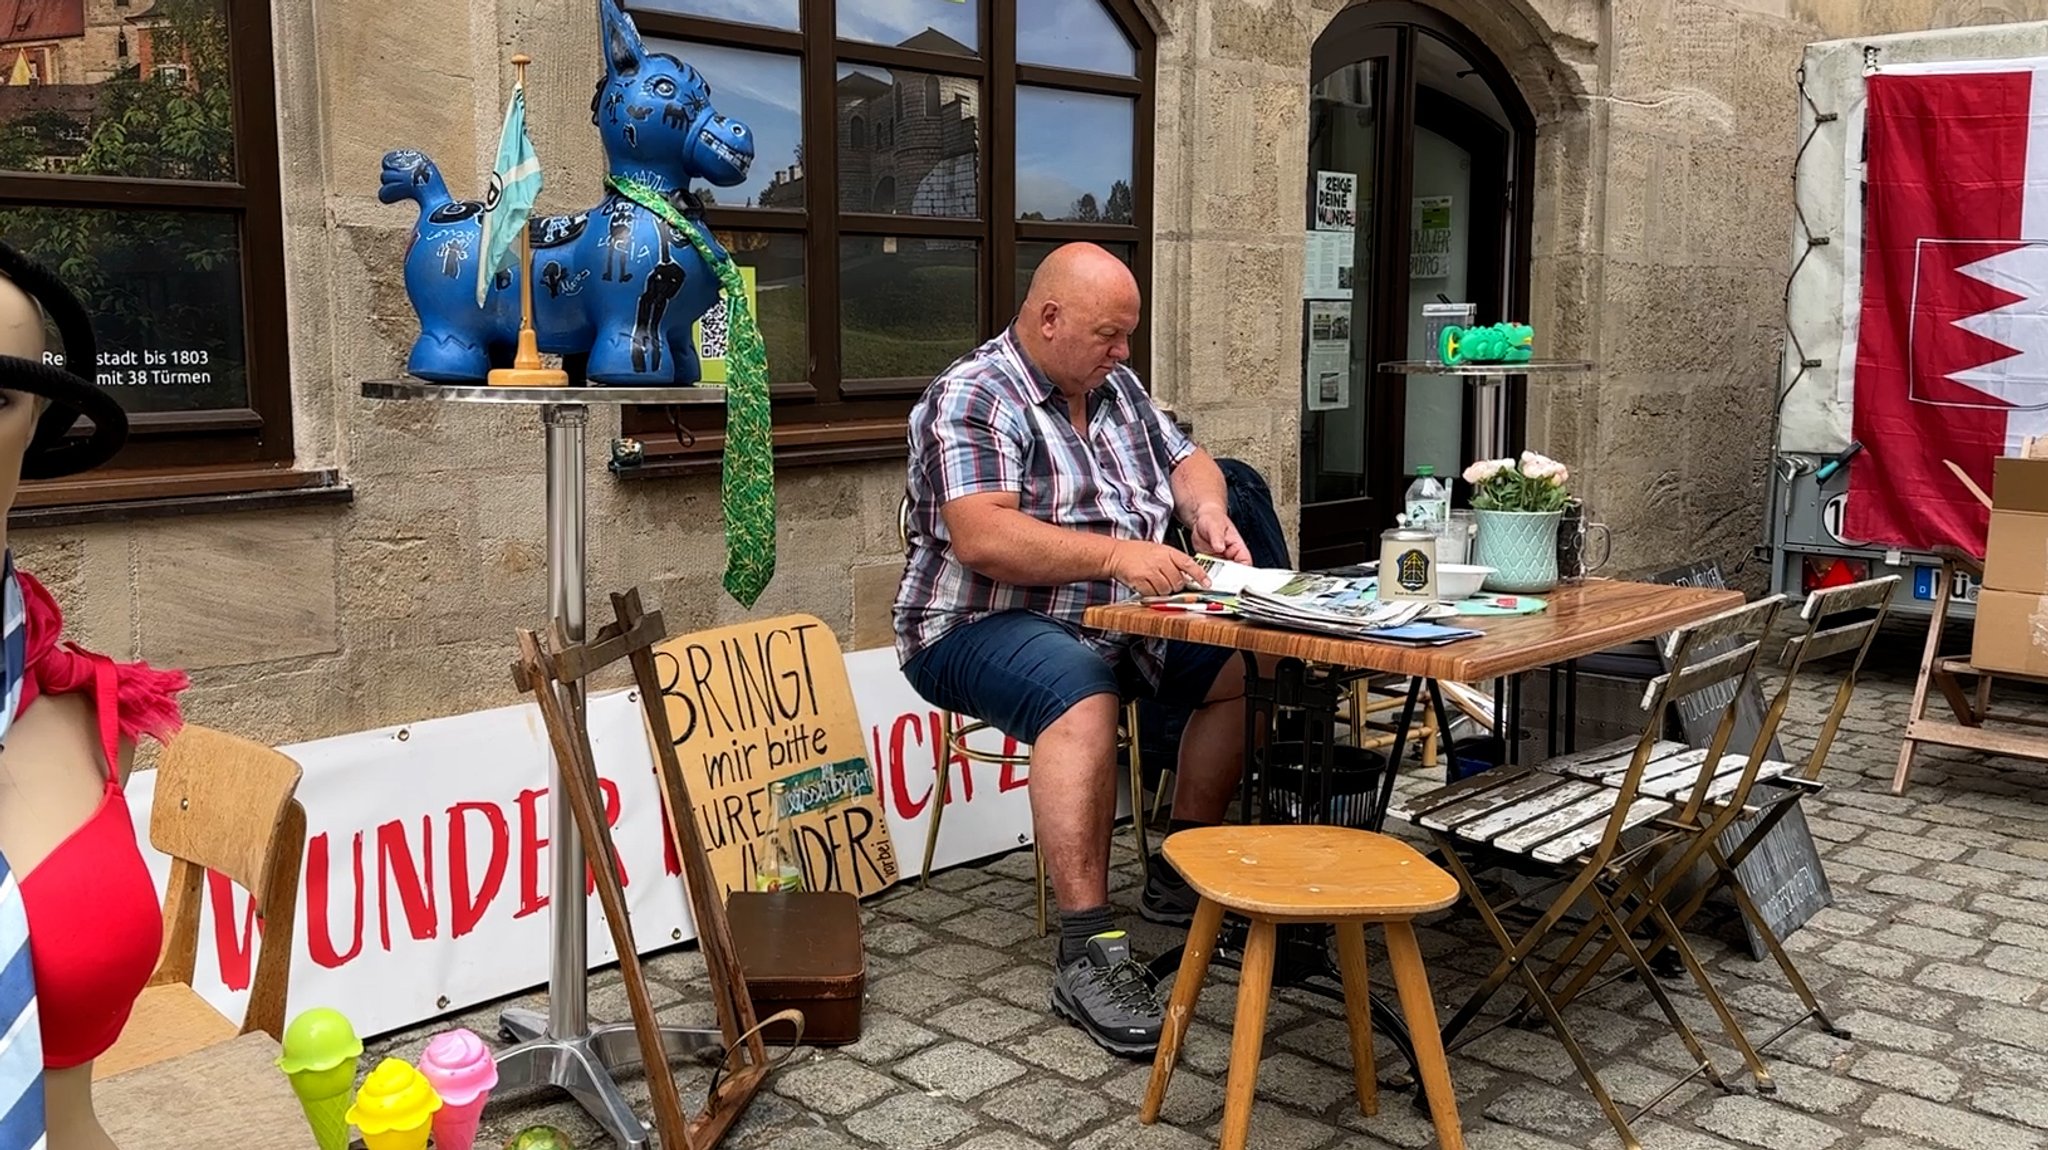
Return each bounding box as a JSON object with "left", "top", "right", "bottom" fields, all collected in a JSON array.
[{"left": 1768, "top": 22, "right": 2048, "bottom": 618}]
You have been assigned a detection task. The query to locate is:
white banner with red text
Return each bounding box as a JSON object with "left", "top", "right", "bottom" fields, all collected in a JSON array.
[{"left": 125, "top": 648, "right": 1131, "bottom": 1040}]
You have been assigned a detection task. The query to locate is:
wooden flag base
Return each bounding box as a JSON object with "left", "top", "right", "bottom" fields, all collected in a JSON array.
[
  {"left": 490, "top": 328, "right": 568, "bottom": 388},
  {"left": 511, "top": 587, "right": 797, "bottom": 1150}
]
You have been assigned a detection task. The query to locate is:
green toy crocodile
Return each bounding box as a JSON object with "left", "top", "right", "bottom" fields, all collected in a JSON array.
[{"left": 1439, "top": 322, "right": 1534, "bottom": 366}]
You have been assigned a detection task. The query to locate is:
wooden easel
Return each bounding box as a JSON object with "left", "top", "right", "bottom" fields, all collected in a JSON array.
[
  {"left": 1896, "top": 438, "right": 2048, "bottom": 794},
  {"left": 511, "top": 588, "right": 797, "bottom": 1149}
]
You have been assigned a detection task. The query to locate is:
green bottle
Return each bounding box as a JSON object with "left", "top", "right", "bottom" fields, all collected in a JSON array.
[{"left": 753, "top": 780, "right": 805, "bottom": 892}]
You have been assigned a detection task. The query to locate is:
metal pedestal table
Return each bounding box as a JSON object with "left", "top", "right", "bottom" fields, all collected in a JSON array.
[
  {"left": 362, "top": 379, "right": 729, "bottom": 1150},
  {"left": 1377, "top": 357, "right": 1595, "bottom": 767}
]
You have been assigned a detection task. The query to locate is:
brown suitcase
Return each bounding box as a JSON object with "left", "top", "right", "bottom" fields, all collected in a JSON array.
[{"left": 725, "top": 889, "right": 867, "bottom": 1045}]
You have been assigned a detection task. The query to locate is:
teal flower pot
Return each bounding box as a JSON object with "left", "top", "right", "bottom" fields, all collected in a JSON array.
[{"left": 1473, "top": 509, "right": 1563, "bottom": 593}]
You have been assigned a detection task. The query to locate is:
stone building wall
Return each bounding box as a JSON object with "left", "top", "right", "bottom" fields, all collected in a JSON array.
[{"left": 15, "top": 0, "right": 2048, "bottom": 749}]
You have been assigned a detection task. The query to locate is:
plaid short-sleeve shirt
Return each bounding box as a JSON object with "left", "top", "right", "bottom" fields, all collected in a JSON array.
[{"left": 893, "top": 326, "right": 1196, "bottom": 675}]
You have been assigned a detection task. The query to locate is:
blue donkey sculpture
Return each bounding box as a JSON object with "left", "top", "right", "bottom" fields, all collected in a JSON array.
[{"left": 379, "top": 0, "right": 755, "bottom": 385}]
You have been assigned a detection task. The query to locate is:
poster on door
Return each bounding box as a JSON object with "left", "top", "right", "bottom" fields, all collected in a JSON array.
[
  {"left": 1411, "top": 196, "right": 1453, "bottom": 279},
  {"left": 1314, "top": 170, "right": 1357, "bottom": 231},
  {"left": 1305, "top": 302, "right": 1351, "bottom": 411},
  {"left": 1303, "top": 231, "right": 1355, "bottom": 300}
]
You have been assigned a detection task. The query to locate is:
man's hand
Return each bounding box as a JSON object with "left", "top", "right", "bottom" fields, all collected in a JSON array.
[
  {"left": 1189, "top": 506, "right": 1252, "bottom": 564},
  {"left": 1109, "top": 540, "right": 1211, "bottom": 596}
]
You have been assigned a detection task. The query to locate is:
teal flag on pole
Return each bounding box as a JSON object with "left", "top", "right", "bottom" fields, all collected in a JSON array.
[{"left": 477, "top": 84, "right": 543, "bottom": 307}]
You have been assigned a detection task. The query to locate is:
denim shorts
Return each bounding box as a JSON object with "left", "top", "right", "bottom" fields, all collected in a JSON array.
[{"left": 903, "top": 609, "right": 1234, "bottom": 745}]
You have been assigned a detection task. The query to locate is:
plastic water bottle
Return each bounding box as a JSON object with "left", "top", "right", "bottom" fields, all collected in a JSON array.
[{"left": 1404, "top": 466, "right": 1451, "bottom": 534}]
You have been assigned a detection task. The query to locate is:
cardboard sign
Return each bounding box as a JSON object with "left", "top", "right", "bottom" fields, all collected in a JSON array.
[
  {"left": 647, "top": 615, "right": 901, "bottom": 899},
  {"left": 1648, "top": 562, "right": 1832, "bottom": 959}
]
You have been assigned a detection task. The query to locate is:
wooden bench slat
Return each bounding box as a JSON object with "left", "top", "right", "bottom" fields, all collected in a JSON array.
[
  {"left": 1451, "top": 779, "right": 1604, "bottom": 842},
  {"left": 1533, "top": 797, "right": 1674, "bottom": 864},
  {"left": 1391, "top": 764, "right": 1535, "bottom": 821},
  {"left": 1492, "top": 789, "right": 1629, "bottom": 854},
  {"left": 1549, "top": 740, "right": 1690, "bottom": 781},
  {"left": 1417, "top": 771, "right": 1564, "bottom": 833}
]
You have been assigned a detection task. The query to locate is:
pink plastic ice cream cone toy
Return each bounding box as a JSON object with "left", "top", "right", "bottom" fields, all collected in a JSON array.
[{"left": 418, "top": 1028, "right": 500, "bottom": 1150}]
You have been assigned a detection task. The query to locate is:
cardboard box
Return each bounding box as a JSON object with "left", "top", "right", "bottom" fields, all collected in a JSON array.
[
  {"left": 1972, "top": 589, "right": 2048, "bottom": 676},
  {"left": 1985, "top": 456, "right": 2048, "bottom": 595}
]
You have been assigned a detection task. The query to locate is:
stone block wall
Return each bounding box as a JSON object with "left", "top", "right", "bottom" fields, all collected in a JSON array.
[{"left": 17, "top": 0, "right": 2048, "bottom": 746}]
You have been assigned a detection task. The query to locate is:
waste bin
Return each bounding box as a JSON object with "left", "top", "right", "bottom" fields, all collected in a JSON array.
[{"left": 1257, "top": 743, "right": 1390, "bottom": 829}]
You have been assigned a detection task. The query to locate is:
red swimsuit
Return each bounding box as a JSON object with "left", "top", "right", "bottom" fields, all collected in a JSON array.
[{"left": 10, "top": 569, "right": 187, "bottom": 1068}]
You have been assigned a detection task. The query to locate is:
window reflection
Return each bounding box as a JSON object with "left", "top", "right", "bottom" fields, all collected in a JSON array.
[
  {"left": 1018, "top": 0, "right": 1136, "bottom": 77},
  {"left": 713, "top": 231, "right": 808, "bottom": 383},
  {"left": 1015, "top": 87, "right": 1134, "bottom": 222},
  {"left": 841, "top": 238, "right": 979, "bottom": 379},
  {"left": 0, "top": 0, "right": 237, "bottom": 181},
  {"left": 0, "top": 204, "right": 247, "bottom": 412},
  {"left": 838, "top": 0, "right": 977, "bottom": 55},
  {"left": 837, "top": 64, "right": 979, "bottom": 217},
  {"left": 630, "top": 0, "right": 799, "bottom": 32},
  {"left": 646, "top": 38, "right": 804, "bottom": 209}
]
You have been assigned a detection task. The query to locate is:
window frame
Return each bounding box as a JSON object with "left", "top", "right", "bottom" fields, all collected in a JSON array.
[
  {"left": 619, "top": 0, "right": 1156, "bottom": 476},
  {"left": 0, "top": 0, "right": 294, "bottom": 508}
]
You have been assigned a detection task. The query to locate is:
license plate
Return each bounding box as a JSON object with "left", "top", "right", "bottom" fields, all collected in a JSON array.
[{"left": 1913, "top": 566, "right": 1980, "bottom": 603}]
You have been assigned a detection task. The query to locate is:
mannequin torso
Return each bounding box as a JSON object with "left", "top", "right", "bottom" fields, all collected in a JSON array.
[{"left": 0, "top": 275, "right": 137, "bottom": 1150}]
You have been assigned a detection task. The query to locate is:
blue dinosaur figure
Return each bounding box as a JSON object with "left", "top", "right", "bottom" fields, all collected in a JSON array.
[{"left": 378, "top": 0, "right": 755, "bottom": 384}]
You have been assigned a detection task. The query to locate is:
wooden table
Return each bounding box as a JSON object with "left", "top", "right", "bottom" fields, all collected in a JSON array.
[
  {"left": 1087, "top": 578, "right": 1744, "bottom": 1116},
  {"left": 96, "top": 1031, "right": 313, "bottom": 1149},
  {"left": 1082, "top": 579, "right": 1743, "bottom": 684}
]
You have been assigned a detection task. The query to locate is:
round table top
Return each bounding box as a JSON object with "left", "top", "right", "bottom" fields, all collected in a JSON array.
[
  {"left": 1377, "top": 359, "right": 1595, "bottom": 376},
  {"left": 361, "top": 378, "right": 729, "bottom": 406}
]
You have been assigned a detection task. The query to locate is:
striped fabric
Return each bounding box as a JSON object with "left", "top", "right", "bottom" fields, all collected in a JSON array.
[
  {"left": 0, "top": 554, "right": 43, "bottom": 1150},
  {"left": 894, "top": 326, "right": 1195, "bottom": 683}
]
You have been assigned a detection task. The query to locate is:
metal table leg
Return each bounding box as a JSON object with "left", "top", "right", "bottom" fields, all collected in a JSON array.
[{"left": 488, "top": 405, "right": 709, "bottom": 1149}]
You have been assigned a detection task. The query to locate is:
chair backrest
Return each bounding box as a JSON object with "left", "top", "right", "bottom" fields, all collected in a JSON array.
[
  {"left": 149, "top": 725, "right": 306, "bottom": 1041},
  {"left": 1589, "top": 595, "right": 1786, "bottom": 863},
  {"left": 1777, "top": 575, "right": 1899, "bottom": 780}
]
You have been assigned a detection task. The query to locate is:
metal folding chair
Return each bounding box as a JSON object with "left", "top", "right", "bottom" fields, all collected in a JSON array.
[
  {"left": 1390, "top": 594, "right": 1786, "bottom": 1150},
  {"left": 1533, "top": 576, "right": 1897, "bottom": 1061}
]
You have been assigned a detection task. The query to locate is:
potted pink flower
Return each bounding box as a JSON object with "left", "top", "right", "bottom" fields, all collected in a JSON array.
[{"left": 1463, "top": 451, "right": 1573, "bottom": 592}]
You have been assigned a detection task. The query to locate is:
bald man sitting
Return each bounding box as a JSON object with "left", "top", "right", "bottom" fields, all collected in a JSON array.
[{"left": 893, "top": 242, "right": 1255, "bottom": 1057}]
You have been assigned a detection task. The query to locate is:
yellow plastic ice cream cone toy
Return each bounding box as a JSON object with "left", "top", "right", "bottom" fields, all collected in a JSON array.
[
  {"left": 346, "top": 1057, "right": 442, "bottom": 1150},
  {"left": 276, "top": 1007, "right": 364, "bottom": 1150}
]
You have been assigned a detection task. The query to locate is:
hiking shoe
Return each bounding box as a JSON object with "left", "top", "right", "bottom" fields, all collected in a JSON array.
[
  {"left": 1050, "top": 931, "right": 1163, "bottom": 1057},
  {"left": 1140, "top": 855, "right": 1198, "bottom": 927}
]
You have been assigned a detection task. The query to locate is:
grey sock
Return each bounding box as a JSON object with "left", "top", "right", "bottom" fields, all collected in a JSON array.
[{"left": 1058, "top": 904, "right": 1116, "bottom": 966}]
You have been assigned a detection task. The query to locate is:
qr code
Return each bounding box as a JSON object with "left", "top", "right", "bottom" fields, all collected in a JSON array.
[{"left": 697, "top": 298, "right": 730, "bottom": 360}]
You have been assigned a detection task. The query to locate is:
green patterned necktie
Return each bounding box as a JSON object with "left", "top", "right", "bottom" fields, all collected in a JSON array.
[{"left": 608, "top": 175, "right": 776, "bottom": 606}]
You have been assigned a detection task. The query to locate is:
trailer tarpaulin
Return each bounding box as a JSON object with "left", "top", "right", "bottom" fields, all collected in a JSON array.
[{"left": 1849, "top": 59, "right": 2048, "bottom": 553}]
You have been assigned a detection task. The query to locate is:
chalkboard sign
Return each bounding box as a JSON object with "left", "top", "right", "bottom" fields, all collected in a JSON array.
[{"left": 1648, "top": 562, "right": 1832, "bottom": 960}]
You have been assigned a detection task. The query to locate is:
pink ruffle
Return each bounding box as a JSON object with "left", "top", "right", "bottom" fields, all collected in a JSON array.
[{"left": 13, "top": 568, "right": 189, "bottom": 745}]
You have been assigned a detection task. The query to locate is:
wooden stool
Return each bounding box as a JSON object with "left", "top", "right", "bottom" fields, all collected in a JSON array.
[{"left": 1141, "top": 825, "right": 1465, "bottom": 1150}]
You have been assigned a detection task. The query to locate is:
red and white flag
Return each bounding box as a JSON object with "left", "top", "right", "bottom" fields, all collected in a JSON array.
[{"left": 1849, "top": 60, "right": 2048, "bottom": 554}]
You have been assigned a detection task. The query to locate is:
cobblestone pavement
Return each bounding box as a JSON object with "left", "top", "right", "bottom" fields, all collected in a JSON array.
[{"left": 371, "top": 619, "right": 2048, "bottom": 1149}]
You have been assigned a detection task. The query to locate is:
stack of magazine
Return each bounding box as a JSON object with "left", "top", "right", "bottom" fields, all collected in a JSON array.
[{"left": 1159, "top": 557, "right": 1486, "bottom": 645}]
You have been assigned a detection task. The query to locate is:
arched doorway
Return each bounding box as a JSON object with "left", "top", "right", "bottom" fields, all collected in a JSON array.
[{"left": 1298, "top": 2, "right": 1536, "bottom": 568}]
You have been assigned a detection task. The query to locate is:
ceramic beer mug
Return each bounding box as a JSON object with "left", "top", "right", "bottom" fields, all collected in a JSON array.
[{"left": 1556, "top": 502, "right": 1613, "bottom": 582}]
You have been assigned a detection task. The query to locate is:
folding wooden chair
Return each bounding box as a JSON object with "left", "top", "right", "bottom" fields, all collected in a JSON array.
[
  {"left": 1533, "top": 575, "right": 1896, "bottom": 1060},
  {"left": 1390, "top": 595, "right": 1785, "bottom": 1150}
]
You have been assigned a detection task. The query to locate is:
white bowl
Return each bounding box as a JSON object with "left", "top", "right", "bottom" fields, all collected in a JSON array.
[{"left": 1437, "top": 564, "right": 1494, "bottom": 601}]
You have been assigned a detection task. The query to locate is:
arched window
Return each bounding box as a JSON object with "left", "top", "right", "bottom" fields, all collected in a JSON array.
[{"left": 623, "top": 0, "right": 1154, "bottom": 470}]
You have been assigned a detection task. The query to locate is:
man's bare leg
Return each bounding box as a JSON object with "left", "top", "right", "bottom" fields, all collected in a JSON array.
[
  {"left": 1029, "top": 690, "right": 1121, "bottom": 916},
  {"left": 1168, "top": 655, "right": 1249, "bottom": 822}
]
